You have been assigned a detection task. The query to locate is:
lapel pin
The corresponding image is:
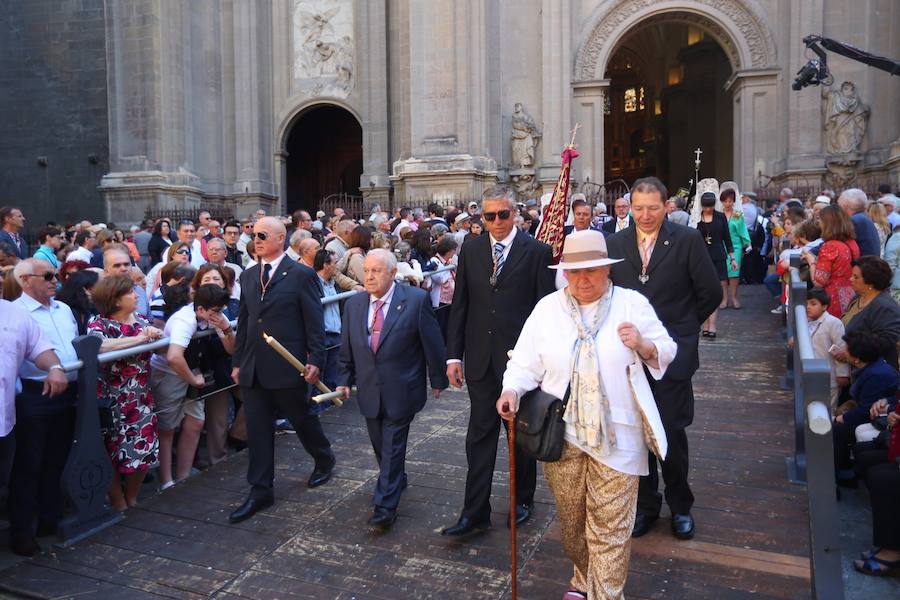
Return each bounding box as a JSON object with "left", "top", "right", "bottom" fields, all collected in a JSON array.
[
  {"left": 664, "top": 240, "right": 669, "bottom": 245},
  {"left": 282, "top": 271, "right": 287, "bottom": 276}
]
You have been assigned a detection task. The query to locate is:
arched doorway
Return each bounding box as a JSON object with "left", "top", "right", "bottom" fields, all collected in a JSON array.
[
  {"left": 604, "top": 23, "right": 733, "bottom": 191},
  {"left": 284, "top": 104, "right": 362, "bottom": 214}
]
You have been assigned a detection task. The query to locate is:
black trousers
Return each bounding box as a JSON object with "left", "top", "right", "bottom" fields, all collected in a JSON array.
[
  {"left": 462, "top": 371, "right": 536, "bottom": 522},
  {"left": 637, "top": 377, "right": 694, "bottom": 517},
  {"left": 242, "top": 383, "right": 333, "bottom": 499},
  {"left": 8, "top": 382, "right": 76, "bottom": 536},
  {"left": 366, "top": 414, "right": 414, "bottom": 510},
  {"left": 0, "top": 431, "right": 14, "bottom": 507},
  {"left": 867, "top": 462, "right": 900, "bottom": 549}
]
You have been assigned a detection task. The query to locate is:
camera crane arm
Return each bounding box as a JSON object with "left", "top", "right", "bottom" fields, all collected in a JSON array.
[{"left": 794, "top": 35, "right": 900, "bottom": 90}]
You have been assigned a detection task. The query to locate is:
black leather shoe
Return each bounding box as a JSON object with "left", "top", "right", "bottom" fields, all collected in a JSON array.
[
  {"left": 631, "top": 513, "right": 658, "bottom": 538},
  {"left": 228, "top": 494, "right": 274, "bottom": 524},
  {"left": 671, "top": 513, "right": 695, "bottom": 540},
  {"left": 35, "top": 520, "right": 57, "bottom": 538},
  {"left": 10, "top": 534, "right": 40, "bottom": 557},
  {"left": 308, "top": 457, "right": 335, "bottom": 488},
  {"left": 440, "top": 516, "right": 491, "bottom": 538},
  {"left": 367, "top": 507, "right": 398, "bottom": 529},
  {"left": 507, "top": 503, "right": 533, "bottom": 528}
]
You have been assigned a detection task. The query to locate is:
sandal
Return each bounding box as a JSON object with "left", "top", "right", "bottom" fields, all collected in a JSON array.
[
  {"left": 562, "top": 589, "right": 587, "bottom": 600},
  {"left": 853, "top": 555, "right": 900, "bottom": 576},
  {"left": 701, "top": 330, "right": 710, "bottom": 337},
  {"left": 707, "top": 331, "right": 717, "bottom": 339}
]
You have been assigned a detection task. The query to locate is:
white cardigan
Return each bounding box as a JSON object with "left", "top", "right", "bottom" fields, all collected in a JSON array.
[{"left": 503, "top": 286, "right": 677, "bottom": 476}]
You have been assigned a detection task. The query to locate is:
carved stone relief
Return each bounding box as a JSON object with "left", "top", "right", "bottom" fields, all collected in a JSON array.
[{"left": 292, "top": 0, "right": 354, "bottom": 98}]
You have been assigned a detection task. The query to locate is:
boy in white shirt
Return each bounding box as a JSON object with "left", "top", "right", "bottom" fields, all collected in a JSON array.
[{"left": 805, "top": 287, "right": 850, "bottom": 409}]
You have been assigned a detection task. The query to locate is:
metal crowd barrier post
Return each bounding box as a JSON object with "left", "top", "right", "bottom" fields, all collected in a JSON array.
[
  {"left": 793, "top": 302, "right": 844, "bottom": 600},
  {"left": 785, "top": 256, "right": 809, "bottom": 483}
]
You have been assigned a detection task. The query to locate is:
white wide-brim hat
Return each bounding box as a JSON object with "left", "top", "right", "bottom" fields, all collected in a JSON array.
[{"left": 548, "top": 230, "right": 624, "bottom": 270}]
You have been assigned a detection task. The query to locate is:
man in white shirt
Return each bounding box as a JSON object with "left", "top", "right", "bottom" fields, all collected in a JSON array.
[
  {"left": 325, "top": 220, "right": 356, "bottom": 263},
  {"left": 175, "top": 220, "right": 206, "bottom": 268},
  {"left": 9, "top": 259, "right": 79, "bottom": 556},
  {"left": 65, "top": 230, "right": 96, "bottom": 263}
]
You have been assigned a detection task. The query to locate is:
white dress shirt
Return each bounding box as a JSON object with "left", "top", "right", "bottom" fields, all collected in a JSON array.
[
  {"left": 13, "top": 293, "right": 79, "bottom": 383},
  {"left": 0, "top": 300, "right": 53, "bottom": 436}
]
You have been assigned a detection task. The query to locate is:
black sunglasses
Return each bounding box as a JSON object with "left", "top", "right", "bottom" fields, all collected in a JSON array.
[
  {"left": 482, "top": 210, "right": 512, "bottom": 222},
  {"left": 253, "top": 231, "right": 269, "bottom": 241},
  {"left": 26, "top": 271, "right": 58, "bottom": 282},
  {"left": 175, "top": 248, "right": 190, "bottom": 255}
]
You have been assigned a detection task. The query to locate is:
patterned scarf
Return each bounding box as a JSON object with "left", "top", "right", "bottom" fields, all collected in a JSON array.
[{"left": 562, "top": 285, "right": 617, "bottom": 456}]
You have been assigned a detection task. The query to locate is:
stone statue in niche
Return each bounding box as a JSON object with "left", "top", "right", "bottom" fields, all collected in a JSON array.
[
  {"left": 293, "top": 1, "right": 354, "bottom": 96},
  {"left": 511, "top": 103, "right": 541, "bottom": 168},
  {"left": 822, "top": 81, "right": 869, "bottom": 155}
]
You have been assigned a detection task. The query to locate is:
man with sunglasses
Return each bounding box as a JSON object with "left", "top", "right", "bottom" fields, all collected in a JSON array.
[
  {"left": 442, "top": 186, "right": 555, "bottom": 538},
  {"left": 228, "top": 217, "right": 335, "bottom": 524},
  {"left": 8, "top": 259, "right": 79, "bottom": 555}
]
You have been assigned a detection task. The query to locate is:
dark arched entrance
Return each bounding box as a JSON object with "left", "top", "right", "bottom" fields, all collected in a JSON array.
[
  {"left": 284, "top": 105, "right": 362, "bottom": 214},
  {"left": 604, "top": 23, "right": 733, "bottom": 191}
]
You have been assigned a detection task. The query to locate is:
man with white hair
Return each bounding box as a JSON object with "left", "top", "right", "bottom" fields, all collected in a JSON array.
[
  {"left": 9, "top": 258, "right": 79, "bottom": 556},
  {"left": 838, "top": 188, "right": 881, "bottom": 257},
  {"left": 876, "top": 185, "right": 900, "bottom": 228},
  {"left": 206, "top": 237, "right": 243, "bottom": 302},
  {"left": 336, "top": 248, "right": 447, "bottom": 529},
  {"left": 286, "top": 228, "right": 312, "bottom": 262},
  {"left": 603, "top": 196, "right": 633, "bottom": 235},
  {"left": 325, "top": 220, "right": 356, "bottom": 263}
]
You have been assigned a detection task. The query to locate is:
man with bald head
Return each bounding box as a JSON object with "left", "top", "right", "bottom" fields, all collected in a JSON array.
[
  {"left": 838, "top": 188, "right": 881, "bottom": 257},
  {"left": 229, "top": 217, "right": 335, "bottom": 524},
  {"left": 104, "top": 246, "right": 149, "bottom": 318},
  {"left": 336, "top": 249, "right": 447, "bottom": 529}
]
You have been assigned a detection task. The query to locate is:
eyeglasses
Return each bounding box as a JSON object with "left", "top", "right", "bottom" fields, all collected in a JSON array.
[
  {"left": 25, "top": 272, "right": 58, "bottom": 282},
  {"left": 224, "top": 230, "right": 239, "bottom": 236},
  {"left": 482, "top": 210, "right": 511, "bottom": 222},
  {"left": 253, "top": 231, "right": 269, "bottom": 241},
  {"left": 242, "top": 224, "right": 252, "bottom": 229}
]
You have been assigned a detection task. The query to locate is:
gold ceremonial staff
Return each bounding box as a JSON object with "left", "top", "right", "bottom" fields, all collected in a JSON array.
[{"left": 262, "top": 332, "right": 344, "bottom": 406}]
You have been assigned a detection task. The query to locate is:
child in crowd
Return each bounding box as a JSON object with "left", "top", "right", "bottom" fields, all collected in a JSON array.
[{"left": 805, "top": 287, "right": 850, "bottom": 409}]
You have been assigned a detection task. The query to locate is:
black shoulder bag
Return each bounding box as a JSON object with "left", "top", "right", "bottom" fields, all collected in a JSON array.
[{"left": 514, "top": 386, "right": 571, "bottom": 462}]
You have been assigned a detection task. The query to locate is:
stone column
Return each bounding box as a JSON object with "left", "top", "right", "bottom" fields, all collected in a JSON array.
[
  {"left": 392, "top": 0, "right": 497, "bottom": 204},
  {"left": 231, "top": 0, "right": 277, "bottom": 215},
  {"left": 571, "top": 80, "right": 609, "bottom": 187},
  {"left": 728, "top": 69, "right": 780, "bottom": 192},
  {"left": 538, "top": 0, "right": 572, "bottom": 187},
  {"left": 359, "top": 0, "right": 391, "bottom": 208}
]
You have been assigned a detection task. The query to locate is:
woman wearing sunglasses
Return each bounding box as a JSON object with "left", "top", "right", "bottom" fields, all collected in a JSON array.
[{"left": 145, "top": 242, "right": 191, "bottom": 301}]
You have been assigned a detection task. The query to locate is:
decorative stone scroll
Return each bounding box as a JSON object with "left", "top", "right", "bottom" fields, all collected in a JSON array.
[
  {"left": 292, "top": 0, "right": 354, "bottom": 98},
  {"left": 575, "top": 0, "right": 777, "bottom": 81}
]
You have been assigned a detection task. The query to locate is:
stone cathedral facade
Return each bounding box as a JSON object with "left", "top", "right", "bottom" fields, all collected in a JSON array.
[{"left": 3, "top": 1, "right": 899, "bottom": 227}]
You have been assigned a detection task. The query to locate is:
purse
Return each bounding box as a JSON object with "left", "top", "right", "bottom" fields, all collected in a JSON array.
[{"left": 514, "top": 386, "right": 570, "bottom": 462}]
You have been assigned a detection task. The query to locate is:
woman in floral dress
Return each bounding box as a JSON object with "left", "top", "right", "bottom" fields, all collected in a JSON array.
[{"left": 88, "top": 275, "right": 163, "bottom": 510}]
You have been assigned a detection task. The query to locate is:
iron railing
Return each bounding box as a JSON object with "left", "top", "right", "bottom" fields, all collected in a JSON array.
[{"left": 783, "top": 256, "right": 844, "bottom": 600}]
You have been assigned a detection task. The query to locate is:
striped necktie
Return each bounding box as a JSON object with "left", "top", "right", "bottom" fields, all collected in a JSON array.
[{"left": 493, "top": 242, "right": 506, "bottom": 277}]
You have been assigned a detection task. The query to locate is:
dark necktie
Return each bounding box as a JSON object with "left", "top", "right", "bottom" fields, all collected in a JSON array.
[{"left": 262, "top": 263, "right": 271, "bottom": 285}]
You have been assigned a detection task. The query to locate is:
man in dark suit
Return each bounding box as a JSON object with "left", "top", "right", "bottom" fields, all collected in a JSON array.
[
  {"left": 563, "top": 197, "right": 601, "bottom": 235},
  {"left": 336, "top": 249, "right": 448, "bottom": 528},
  {"left": 442, "top": 186, "right": 555, "bottom": 538},
  {"left": 228, "top": 217, "right": 335, "bottom": 524},
  {"left": 605, "top": 176, "right": 721, "bottom": 540},
  {"left": 602, "top": 196, "right": 634, "bottom": 236}
]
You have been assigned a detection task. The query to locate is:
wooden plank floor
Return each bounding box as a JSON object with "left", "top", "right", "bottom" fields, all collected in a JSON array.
[{"left": 0, "top": 286, "right": 812, "bottom": 599}]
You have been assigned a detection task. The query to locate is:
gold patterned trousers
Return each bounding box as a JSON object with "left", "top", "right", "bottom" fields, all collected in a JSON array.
[{"left": 543, "top": 442, "right": 640, "bottom": 600}]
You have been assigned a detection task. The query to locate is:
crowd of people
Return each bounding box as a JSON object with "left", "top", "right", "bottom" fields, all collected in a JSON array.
[{"left": 0, "top": 177, "right": 899, "bottom": 595}]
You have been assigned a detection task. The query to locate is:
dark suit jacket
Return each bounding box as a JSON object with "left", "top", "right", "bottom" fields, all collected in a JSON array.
[
  {"left": 602, "top": 216, "right": 634, "bottom": 236},
  {"left": 446, "top": 229, "right": 555, "bottom": 381},
  {"left": 233, "top": 257, "right": 325, "bottom": 390},
  {"left": 0, "top": 230, "right": 27, "bottom": 259},
  {"left": 337, "top": 284, "right": 448, "bottom": 420},
  {"left": 606, "top": 220, "right": 721, "bottom": 382}
]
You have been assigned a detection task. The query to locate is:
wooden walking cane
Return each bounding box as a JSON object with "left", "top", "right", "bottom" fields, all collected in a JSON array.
[
  {"left": 508, "top": 414, "right": 518, "bottom": 600},
  {"left": 506, "top": 349, "right": 517, "bottom": 600},
  {"left": 262, "top": 332, "right": 344, "bottom": 406}
]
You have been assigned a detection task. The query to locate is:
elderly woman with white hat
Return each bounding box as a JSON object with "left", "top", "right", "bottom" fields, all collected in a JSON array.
[{"left": 497, "top": 230, "right": 676, "bottom": 600}]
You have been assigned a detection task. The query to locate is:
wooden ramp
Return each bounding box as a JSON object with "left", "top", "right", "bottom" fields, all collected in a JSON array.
[{"left": 0, "top": 287, "right": 811, "bottom": 599}]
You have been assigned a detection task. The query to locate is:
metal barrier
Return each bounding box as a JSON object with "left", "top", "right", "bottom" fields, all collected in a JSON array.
[
  {"left": 783, "top": 257, "right": 844, "bottom": 600},
  {"left": 53, "top": 262, "right": 456, "bottom": 545}
]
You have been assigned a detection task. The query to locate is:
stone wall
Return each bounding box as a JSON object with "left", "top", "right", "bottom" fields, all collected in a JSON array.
[{"left": 0, "top": 0, "right": 109, "bottom": 233}]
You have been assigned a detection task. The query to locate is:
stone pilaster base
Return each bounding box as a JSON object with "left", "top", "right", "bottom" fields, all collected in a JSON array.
[{"left": 391, "top": 154, "right": 498, "bottom": 207}]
